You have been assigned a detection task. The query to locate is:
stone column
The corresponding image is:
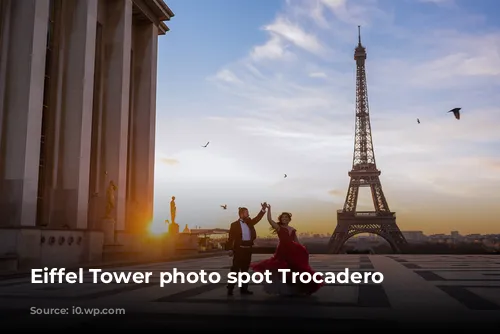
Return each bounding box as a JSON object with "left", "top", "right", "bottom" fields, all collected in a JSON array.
[
  {"left": 0, "top": 0, "right": 12, "bottom": 152},
  {"left": 127, "top": 22, "right": 159, "bottom": 233},
  {"left": 100, "top": 0, "right": 132, "bottom": 231},
  {"left": 0, "top": 0, "right": 50, "bottom": 227},
  {"left": 49, "top": 0, "right": 97, "bottom": 229}
]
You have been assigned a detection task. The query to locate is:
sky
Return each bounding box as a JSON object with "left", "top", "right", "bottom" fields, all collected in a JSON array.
[{"left": 151, "top": 0, "right": 500, "bottom": 236}]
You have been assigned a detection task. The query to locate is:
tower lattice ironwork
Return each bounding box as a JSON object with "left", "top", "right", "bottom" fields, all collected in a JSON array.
[{"left": 328, "top": 26, "right": 407, "bottom": 254}]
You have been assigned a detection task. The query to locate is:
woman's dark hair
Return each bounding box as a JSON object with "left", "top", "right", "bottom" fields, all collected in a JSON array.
[{"left": 269, "top": 212, "right": 292, "bottom": 234}]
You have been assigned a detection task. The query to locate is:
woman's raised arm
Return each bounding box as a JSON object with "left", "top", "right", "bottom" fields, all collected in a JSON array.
[{"left": 267, "top": 205, "right": 280, "bottom": 231}]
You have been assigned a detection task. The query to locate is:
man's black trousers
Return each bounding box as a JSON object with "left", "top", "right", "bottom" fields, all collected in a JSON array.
[{"left": 227, "top": 247, "right": 252, "bottom": 292}]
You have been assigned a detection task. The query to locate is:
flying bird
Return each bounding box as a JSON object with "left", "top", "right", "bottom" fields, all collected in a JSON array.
[
  {"left": 202, "top": 141, "right": 210, "bottom": 147},
  {"left": 284, "top": 174, "right": 287, "bottom": 178},
  {"left": 417, "top": 118, "right": 420, "bottom": 124},
  {"left": 220, "top": 204, "right": 227, "bottom": 210},
  {"left": 448, "top": 108, "right": 461, "bottom": 120}
]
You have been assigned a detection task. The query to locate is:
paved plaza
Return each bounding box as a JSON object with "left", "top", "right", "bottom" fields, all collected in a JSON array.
[{"left": 0, "top": 254, "right": 499, "bottom": 329}]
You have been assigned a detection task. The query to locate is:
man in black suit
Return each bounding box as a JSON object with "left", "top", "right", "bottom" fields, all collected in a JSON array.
[{"left": 225, "top": 203, "right": 267, "bottom": 296}]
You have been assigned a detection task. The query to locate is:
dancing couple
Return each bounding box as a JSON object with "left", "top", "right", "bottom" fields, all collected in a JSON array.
[{"left": 225, "top": 202, "right": 323, "bottom": 296}]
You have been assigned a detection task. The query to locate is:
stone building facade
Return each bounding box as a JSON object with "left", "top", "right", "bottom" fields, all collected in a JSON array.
[{"left": 0, "top": 0, "right": 173, "bottom": 271}]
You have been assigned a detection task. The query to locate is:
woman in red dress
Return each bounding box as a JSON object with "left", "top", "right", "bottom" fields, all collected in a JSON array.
[{"left": 250, "top": 204, "right": 323, "bottom": 296}]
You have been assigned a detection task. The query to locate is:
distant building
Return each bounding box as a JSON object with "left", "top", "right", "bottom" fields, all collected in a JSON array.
[{"left": 402, "top": 231, "right": 427, "bottom": 243}]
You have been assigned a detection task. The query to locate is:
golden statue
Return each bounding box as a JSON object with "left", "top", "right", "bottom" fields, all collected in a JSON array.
[
  {"left": 105, "top": 180, "right": 117, "bottom": 218},
  {"left": 170, "top": 196, "right": 176, "bottom": 224}
]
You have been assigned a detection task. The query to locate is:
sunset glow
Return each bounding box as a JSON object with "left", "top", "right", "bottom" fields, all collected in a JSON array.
[{"left": 152, "top": 0, "right": 500, "bottom": 236}]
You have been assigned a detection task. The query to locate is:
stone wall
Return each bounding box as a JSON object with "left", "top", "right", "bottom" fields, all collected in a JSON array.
[{"left": 0, "top": 228, "right": 103, "bottom": 270}]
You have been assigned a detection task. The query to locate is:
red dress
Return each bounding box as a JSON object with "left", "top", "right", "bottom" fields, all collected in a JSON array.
[{"left": 251, "top": 227, "right": 323, "bottom": 295}]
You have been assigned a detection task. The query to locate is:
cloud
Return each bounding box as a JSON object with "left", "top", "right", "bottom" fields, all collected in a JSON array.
[
  {"left": 301, "top": 0, "right": 394, "bottom": 33},
  {"left": 407, "top": 39, "right": 500, "bottom": 86},
  {"left": 418, "top": 0, "right": 454, "bottom": 4},
  {"left": 211, "top": 69, "right": 242, "bottom": 84},
  {"left": 328, "top": 189, "right": 344, "bottom": 197},
  {"left": 156, "top": 0, "right": 500, "bottom": 235},
  {"left": 159, "top": 158, "right": 179, "bottom": 165},
  {"left": 261, "top": 17, "right": 326, "bottom": 56},
  {"left": 309, "top": 72, "right": 327, "bottom": 78},
  {"left": 458, "top": 156, "right": 500, "bottom": 174},
  {"left": 248, "top": 8, "right": 340, "bottom": 63},
  {"left": 250, "top": 35, "right": 294, "bottom": 61}
]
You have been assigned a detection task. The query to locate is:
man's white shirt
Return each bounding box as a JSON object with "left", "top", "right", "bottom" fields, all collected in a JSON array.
[
  {"left": 239, "top": 209, "right": 266, "bottom": 241},
  {"left": 239, "top": 220, "right": 251, "bottom": 241}
]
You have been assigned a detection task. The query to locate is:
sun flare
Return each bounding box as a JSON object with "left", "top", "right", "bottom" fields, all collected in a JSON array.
[{"left": 149, "top": 221, "right": 168, "bottom": 236}]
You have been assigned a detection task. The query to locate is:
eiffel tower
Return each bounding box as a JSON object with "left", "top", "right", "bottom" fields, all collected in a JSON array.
[{"left": 328, "top": 27, "right": 407, "bottom": 254}]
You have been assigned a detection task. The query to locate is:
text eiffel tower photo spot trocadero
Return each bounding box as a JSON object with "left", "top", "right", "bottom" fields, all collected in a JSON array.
[{"left": 328, "top": 26, "right": 407, "bottom": 255}]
